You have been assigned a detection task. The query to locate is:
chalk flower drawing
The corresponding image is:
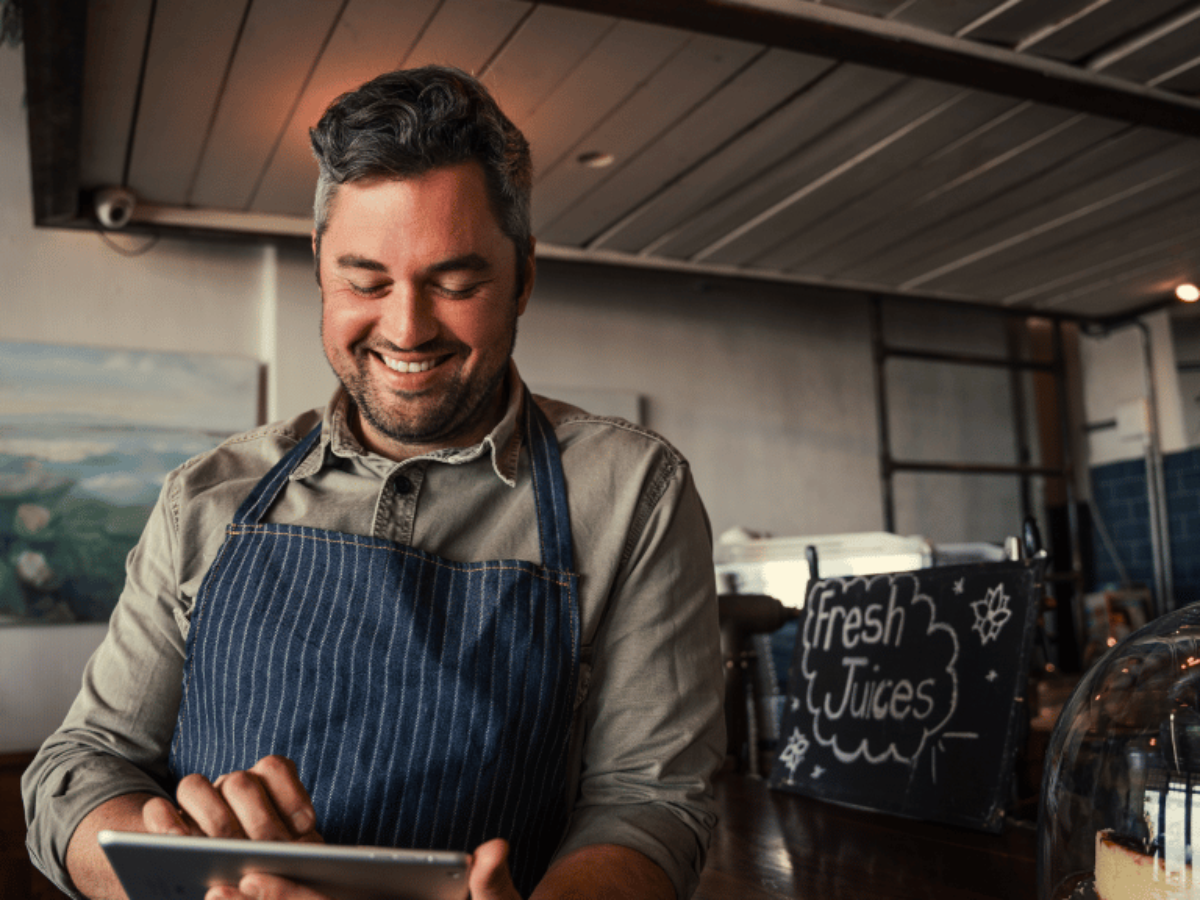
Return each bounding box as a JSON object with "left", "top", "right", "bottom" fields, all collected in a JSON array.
[
  {"left": 780, "top": 728, "right": 810, "bottom": 778},
  {"left": 971, "top": 584, "right": 1012, "bottom": 645},
  {"left": 953, "top": 577, "right": 965, "bottom": 595}
]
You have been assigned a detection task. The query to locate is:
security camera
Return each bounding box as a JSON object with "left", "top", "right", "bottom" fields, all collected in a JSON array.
[{"left": 94, "top": 186, "right": 137, "bottom": 229}]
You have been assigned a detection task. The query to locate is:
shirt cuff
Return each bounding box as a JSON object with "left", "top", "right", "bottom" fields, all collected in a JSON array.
[
  {"left": 553, "top": 800, "right": 716, "bottom": 900},
  {"left": 23, "top": 749, "right": 172, "bottom": 898}
]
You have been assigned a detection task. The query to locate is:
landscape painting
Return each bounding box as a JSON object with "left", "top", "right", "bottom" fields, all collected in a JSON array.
[{"left": 0, "top": 342, "right": 259, "bottom": 625}]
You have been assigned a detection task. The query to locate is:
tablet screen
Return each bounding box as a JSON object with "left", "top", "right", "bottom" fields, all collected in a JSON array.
[{"left": 98, "top": 830, "right": 470, "bottom": 900}]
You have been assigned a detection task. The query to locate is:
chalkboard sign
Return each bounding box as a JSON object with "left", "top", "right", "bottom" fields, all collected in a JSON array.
[{"left": 768, "top": 559, "right": 1044, "bottom": 832}]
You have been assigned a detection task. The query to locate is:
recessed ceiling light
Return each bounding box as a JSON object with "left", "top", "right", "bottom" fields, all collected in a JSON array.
[
  {"left": 1177, "top": 283, "right": 1200, "bottom": 303},
  {"left": 577, "top": 151, "right": 615, "bottom": 169}
]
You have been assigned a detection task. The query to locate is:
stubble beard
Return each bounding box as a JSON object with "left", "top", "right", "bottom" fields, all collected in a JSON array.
[{"left": 327, "top": 319, "right": 519, "bottom": 451}]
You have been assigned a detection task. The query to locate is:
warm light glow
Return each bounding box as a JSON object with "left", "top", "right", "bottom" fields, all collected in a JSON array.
[
  {"left": 577, "top": 151, "right": 615, "bottom": 169},
  {"left": 1178, "top": 283, "right": 1200, "bottom": 303}
]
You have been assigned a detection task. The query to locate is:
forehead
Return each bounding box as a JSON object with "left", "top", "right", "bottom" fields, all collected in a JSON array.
[{"left": 323, "top": 163, "right": 503, "bottom": 251}]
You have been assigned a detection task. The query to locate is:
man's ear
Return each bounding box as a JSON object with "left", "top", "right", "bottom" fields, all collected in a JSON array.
[
  {"left": 312, "top": 230, "right": 321, "bottom": 286},
  {"left": 517, "top": 237, "right": 536, "bottom": 316}
]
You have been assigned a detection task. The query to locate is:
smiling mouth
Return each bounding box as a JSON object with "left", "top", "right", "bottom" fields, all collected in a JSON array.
[{"left": 378, "top": 353, "right": 440, "bottom": 374}]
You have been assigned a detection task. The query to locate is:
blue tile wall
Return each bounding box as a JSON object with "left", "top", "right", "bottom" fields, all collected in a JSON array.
[{"left": 1090, "top": 447, "right": 1200, "bottom": 609}]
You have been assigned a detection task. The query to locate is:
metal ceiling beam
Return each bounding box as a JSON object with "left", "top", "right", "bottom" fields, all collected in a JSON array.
[{"left": 537, "top": 0, "right": 1200, "bottom": 139}]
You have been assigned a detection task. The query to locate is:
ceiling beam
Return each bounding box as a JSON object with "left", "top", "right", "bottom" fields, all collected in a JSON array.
[
  {"left": 22, "top": 0, "right": 88, "bottom": 225},
  {"left": 538, "top": 0, "right": 1200, "bottom": 139}
]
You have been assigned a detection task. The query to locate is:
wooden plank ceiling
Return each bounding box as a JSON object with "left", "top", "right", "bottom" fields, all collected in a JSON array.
[{"left": 25, "top": 0, "right": 1200, "bottom": 320}]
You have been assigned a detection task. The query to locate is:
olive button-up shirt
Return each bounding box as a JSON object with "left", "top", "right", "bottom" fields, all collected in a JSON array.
[{"left": 23, "top": 366, "right": 726, "bottom": 900}]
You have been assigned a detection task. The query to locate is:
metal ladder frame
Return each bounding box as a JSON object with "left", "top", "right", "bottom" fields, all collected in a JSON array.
[{"left": 868, "top": 295, "right": 1085, "bottom": 668}]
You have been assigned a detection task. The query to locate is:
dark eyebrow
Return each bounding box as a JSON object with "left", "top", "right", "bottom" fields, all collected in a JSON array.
[
  {"left": 428, "top": 253, "right": 490, "bottom": 274},
  {"left": 333, "top": 253, "right": 491, "bottom": 275},
  {"left": 334, "top": 255, "right": 387, "bottom": 273}
]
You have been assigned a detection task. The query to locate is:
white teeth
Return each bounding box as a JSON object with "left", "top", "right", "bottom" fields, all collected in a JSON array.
[{"left": 382, "top": 356, "right": 436, "bottom": 374}]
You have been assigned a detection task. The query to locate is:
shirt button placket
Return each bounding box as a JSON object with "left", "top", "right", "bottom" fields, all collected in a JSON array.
[{"left": 386, "top": 467, "right": 422, "bottom": 545}]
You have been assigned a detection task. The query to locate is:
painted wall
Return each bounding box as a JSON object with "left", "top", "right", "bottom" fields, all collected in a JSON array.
[
  {"left": 1080, "top": 311, "right": 1200, "bottom": 613},
  {"left": 1080, "top": 311, "right": 1187, "bottom": 467},
  {"left": 1, "top": 42, "right": 1065, "bottom": 752},
  {"left": 0, "top": 46, "right": 268, "bottom": 753}
]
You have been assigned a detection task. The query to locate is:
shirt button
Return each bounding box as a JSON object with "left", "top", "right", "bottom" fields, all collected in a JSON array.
[{"left": 393, "top": 474, "right": 414, "bottom": 495}]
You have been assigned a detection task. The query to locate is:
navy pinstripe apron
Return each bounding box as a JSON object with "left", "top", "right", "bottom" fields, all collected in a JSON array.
[{"left": 169, "top": 395, "right": 580, "bottom": 896}]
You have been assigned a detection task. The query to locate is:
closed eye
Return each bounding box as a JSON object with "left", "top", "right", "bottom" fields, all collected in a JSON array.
[
  {"left": 432, "top": 280, "right": 487, "bottom": 298},
  {"left": 348, "top": 281, "right": 389, "bottom": 297}
]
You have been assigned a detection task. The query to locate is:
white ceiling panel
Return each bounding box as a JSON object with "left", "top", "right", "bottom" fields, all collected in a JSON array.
[
  {"left": 599, "top": 63, "right": 904, "bottom": 256},
  {"left": 817, "top": 121, "right": 1157, "bottom": 283},
  {"left": 692, "top": 78, "right": 971, "bottom": 267},
  {"left": 403, "top": 0, "right": 530, "bottom": 74},
  {"left": 891, "top": 0, "right": 1009, "bottom": 35},
  {"left": 916, "top": 164, "right": 1200, "bottom": 297},
  {"left": 517, "top": 19, "right": 693, "bottom": 183},
  {"left": 1099, "top": 10, "right": 1200, "bottom": 87},
  {"left": 125, "top": 0, "right": 246, "bottom": 205},
  {"left": 1018, "top": 0, "right": 1194, "bottom": 62},
  {"left": 480, "top": 4, "right": 615, "bottom": 124},
  {"left": 249, "top": 0, "right": 442, "bottom": 215},
  {"left": 22, "top": 0, "right": 1200, "bottom": 320},
  {"left": 974, "top": 195, "right": 1200, "bottom": 302},
  {"left": 188, "top": 0, "right": 343, "bottom": 211},
  {"left": 78, "top": 0, "right": 152, "bottom": 187},
  {"left": 871, "top": 132, "right": 1194, "bottom": 288},
  {"left": 757, "top": 96, "right": 1045, "bottom": 272},
  {"left": 542, "top": 48, "right": 837, "bottom": 247},
  {"left": 531, "top": 32, "right": 762, "bottom": 231}
]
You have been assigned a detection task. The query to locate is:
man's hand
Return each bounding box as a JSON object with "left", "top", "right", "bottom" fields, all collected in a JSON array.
[
  {"left": 201, "top": 837, "right": 520, "bottom": 900},
  {"left": 143, "top": 755, "right": 322, "bottom": 843}
]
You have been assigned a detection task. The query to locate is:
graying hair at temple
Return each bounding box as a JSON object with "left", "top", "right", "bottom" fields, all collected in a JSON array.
[{"left": 309, "top": 65, "right": 533, "bottom": 277}]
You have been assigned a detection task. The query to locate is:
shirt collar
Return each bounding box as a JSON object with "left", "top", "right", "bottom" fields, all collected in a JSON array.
[{"left": 291, "top": 361, "right": 526, "bottom": 487}]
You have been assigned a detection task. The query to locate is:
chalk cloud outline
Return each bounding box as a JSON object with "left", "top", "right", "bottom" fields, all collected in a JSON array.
[{"left": 801, "top": 572, "right": 960, "bottom": 765}]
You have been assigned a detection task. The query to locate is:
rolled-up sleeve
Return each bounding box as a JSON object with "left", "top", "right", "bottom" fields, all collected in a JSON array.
[
  {"left": 556, "top": 460, "right": 725, "bottom": 900},
  {"left": 22, "top": 474, "right": 187, "bottom": 896}
]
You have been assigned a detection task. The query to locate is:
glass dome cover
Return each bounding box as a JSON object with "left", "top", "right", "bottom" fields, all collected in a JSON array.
[{"left": 1040, "top": 602, "right": 1200, "bottom": 899}]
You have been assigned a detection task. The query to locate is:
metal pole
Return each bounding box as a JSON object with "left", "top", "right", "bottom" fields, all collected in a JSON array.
[
  {"left": 1138, "top": 321, "right": 1174, "bottom": 615},
  {"left": 870, "top": 296, "right": 896, "bottom": 533},
  {"left": 1052, "top": 320, "right": 1084, "bottom": 671},
  {"left": 1007, "top": 318, "right": 1033, "bottom": 524}
]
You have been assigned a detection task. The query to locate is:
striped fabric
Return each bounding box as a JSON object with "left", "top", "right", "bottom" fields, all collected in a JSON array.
[{"left": 170, "top": 394, "right": 580, "bottom": 895}]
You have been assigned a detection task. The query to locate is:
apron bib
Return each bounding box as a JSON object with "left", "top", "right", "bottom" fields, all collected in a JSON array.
[{"left": 170, "top": 395, "right": 580, "bottom": 895}]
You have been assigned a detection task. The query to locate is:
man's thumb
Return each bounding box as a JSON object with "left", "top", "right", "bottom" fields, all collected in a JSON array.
[{"left": 469, "top": 838, "right": 520, "bottom": 900}]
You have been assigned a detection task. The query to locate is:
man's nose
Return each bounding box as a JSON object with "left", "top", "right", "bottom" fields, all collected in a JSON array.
[{"left": 378, "top": 285, "right": 439, "bottom": 349}]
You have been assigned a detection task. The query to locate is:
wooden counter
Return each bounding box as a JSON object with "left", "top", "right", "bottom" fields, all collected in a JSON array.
[
  {"left": 696, "top": 772, "right": 1037, "bottom": 899},
  {"left": 5, "top": 750, "right": 1037, "bottom": 899}
]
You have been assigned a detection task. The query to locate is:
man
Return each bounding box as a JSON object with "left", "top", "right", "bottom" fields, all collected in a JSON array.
[{"left": 23, "top": 67, "right": 724, "bottom": 900}]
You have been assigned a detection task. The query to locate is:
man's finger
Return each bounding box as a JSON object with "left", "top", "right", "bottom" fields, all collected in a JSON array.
[
  {"left": 469, "top": 838, "right": 522, "bottom": 900},
  {"left": 236, "top": 872, "right": 335, "bottom": 900},
  {"left": 248, "top": 756, "right": 320, "bottom": 840},
  {"left": 176, "top": 773, "right": 247, "bottom": 839},
  {"left": 141, "top": 796, "right": 195, "bottom": 836},
  {"left": 213, "top": 769, "right": 295, "bottom": 842}
]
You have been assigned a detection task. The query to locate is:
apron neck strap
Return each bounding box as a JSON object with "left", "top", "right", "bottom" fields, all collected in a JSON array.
[
  {"left": 523, "top": 389, "right": 574, "bottom": 575},
  {"left": 232, "top": 425, "right": 323, "bottom": 525}
]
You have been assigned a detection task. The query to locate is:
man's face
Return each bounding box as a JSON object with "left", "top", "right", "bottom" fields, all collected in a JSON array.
[{"left": 316, "top": 162, "right": 533, "bottom": 460}]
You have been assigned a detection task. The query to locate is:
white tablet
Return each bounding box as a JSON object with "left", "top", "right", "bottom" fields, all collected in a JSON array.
[{"left": 97, "top": 830, "right": 469, "bottom": 900}]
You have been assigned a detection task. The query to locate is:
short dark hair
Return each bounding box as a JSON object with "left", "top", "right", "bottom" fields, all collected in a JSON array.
[{"left": 310, "top": 66, "right": 532, "bottom": 272}]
